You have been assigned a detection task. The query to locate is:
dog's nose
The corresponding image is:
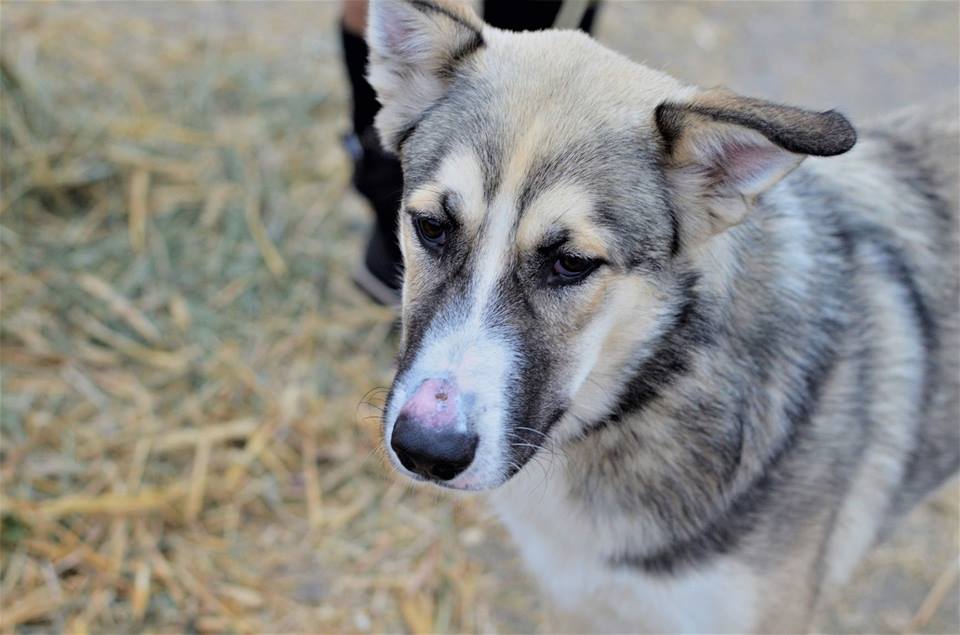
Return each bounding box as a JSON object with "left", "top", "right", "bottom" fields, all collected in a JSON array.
[
  {"left": 390, "top": 378, "right": 477, "bottom": 481},
  {"left": 391, "top": 415, "right": 478, "bottom": 480}
]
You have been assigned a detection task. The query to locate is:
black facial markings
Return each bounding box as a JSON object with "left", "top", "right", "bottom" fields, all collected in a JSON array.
[
  {"left": 651, "top": 159, "right": 682, "bottom": 258},
  {"left": 471, "top": 263, "right": 564, "bottom": 478},
  {"left": 394, "top": 243, "right": 475, "bottom": 382},
  {"left": 408, "top": 0, "right": 484, "bottom": 42},
  {"left": 513, "top": 268, "right": 541, "bottom": 320},
  {"left": 438, "top": 31, "right": 484, "bottom": 81},
  {"left": 395, "top": 274, "right": 451, "bottom": 376},
  {"left": 503, "top": 405, "right": 568, "bottom": 479},
  {"left": 407, "top": 190, "right": 461, "bottom": 226},
  {"left": 515, "top": 151, "right": 568, "bottom": 220},
  {"left": 439, "top": 190, "right": 460, "bottom": 224},
  {"left": 399, "top": 97, "right": 456, "bottom": 177},
  {"left": 395, "top": 121, "right": 420, "bottom": 155},
  {"left": 653, "top": 103, "right": 684, "bottom": 158},
  {"left": 509, "top": 132, "right": 677, "bottom": 275},
  {"left": 536, "top": 229, "right": 571, "bottom": 255},
  {"left": 477, "top": 130, "right": 504, "bottom": 205}
]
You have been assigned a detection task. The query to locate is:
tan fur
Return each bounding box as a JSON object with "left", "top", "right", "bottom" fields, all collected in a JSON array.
[{"left": 516, "top": 182, "right": 609, "bottom": 258}]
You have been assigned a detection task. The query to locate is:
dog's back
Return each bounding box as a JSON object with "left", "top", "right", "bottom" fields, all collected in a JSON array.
[
  {"left": 802, "top": 101, "right": 959, "bottom": 518},
  {"left": 878, "top": 102, "right": 959, "bottom": 515}
]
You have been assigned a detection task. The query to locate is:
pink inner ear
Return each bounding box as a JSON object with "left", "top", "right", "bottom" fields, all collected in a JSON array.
[
  {"left": 378, "top": 17, "right": 416, "bottom": 54},
  {"left": 711, "top": 140, "right": 798, "bottom": 194},
  {"left": 381, "top": 17, "right": 417, "bottom": 56},
  {"left": 369, "top": 2, "right": 432, "bottom": 61},
  {"left": 724, "top": 143, "right": 777, "bottom": 178}
]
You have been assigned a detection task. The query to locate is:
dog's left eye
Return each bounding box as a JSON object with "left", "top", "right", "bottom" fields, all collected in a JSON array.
[
  {"left": 414, "top": 216, "right": 448, "bottom": 251},
  {"left": 549, "top": 253, "right": 599, "bottom": 285}
]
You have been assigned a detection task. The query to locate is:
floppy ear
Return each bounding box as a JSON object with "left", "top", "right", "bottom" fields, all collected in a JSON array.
[
  {"left": 366, "top": 0, "right": 485, "bottom": 153},
  {"left": 655, "top": 88, "right": 857, "bottom": 241}
]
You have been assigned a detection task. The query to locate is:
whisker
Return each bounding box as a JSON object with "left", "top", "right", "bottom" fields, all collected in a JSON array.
[
  {"left": 356, "top": 385, "right": 391, "bottom": 427},
  {"left": 512, "top": 425, "right": 551, "bottom": 440}
]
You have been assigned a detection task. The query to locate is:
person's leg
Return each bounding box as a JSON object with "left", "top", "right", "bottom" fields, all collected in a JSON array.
[
  {"left": 342, "top": 1, "right": 374, "bottom": 134},
  {"left": 341, "top": 1, "right": 405, "bottom": 305},
  {"left": 483, "top": 0, "right": 599, "bottom": 33}
]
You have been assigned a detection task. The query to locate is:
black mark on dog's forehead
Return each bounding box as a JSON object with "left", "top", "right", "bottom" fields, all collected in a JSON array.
[
  {"left": 515, "top": 152, "right": 571, "bottom": 219},
  {"left": 400, "top": 74, "right": 502, "bottom": 193}
]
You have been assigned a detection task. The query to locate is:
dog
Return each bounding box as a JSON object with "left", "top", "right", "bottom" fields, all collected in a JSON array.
[{"left": 365, "top": 1, "right": 960, "bottom": 631}]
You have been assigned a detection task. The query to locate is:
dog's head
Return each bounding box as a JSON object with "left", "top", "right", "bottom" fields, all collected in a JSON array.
[{"left": 368, "top": 0, "right": 856, "bottom": 490}]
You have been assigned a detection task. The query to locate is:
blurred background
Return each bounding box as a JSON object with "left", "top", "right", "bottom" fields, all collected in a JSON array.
[{"left": 1, "top": 2, "right": 957, "bottom": 633}]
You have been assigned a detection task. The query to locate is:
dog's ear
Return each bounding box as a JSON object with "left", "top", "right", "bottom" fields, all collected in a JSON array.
[
  {"left": 366, "top": 0, "right": 485, "bottom": 153},
  {"left": 656, "top": 88, "right": 856, "bottom": 241}
]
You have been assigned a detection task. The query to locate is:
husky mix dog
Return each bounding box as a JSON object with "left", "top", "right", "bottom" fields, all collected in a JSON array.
[{"left": 366, "top": 1, "right": 960, "bottom": 631}]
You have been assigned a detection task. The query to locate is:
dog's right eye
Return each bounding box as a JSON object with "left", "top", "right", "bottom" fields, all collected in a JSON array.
[
  {"left": 546, "top": 253, "right": 601, "bottom": 286},
  {"left": 414, "top": 216, "right": 448, "bottom": 252}
]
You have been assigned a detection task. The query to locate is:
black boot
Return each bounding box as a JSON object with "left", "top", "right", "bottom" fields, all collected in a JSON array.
[{"left": 341, "top": 24, "right": 404, "bottom": 306}]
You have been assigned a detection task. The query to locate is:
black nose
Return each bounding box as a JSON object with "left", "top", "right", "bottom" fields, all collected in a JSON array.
[{"left": 391, "top": 414, "right": 478, "bottom": 481}]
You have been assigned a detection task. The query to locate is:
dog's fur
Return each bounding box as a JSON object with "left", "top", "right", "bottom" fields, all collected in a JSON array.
[{"left": 366, "top": 1, "right": 960, "bottom": 631}]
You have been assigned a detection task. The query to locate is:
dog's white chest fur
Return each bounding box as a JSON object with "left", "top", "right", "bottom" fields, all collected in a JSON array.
[{"left": 489, "top": 462, "right": 759, "bottom": 633}]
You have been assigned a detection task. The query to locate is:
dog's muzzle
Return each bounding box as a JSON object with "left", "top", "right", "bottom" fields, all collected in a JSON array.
[{"left": 390, "top": 378, "right": 478, "bottom": 481}]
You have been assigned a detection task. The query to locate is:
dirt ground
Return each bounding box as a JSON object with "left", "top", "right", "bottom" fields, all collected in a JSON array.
[{"left": 1, "top": 2, "right": 957, "bottom": 633}]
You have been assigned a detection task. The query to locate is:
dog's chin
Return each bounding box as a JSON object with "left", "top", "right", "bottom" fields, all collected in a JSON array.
[
  {"left": 387, "top": 456, "right": 517, "bottom": 492},
  {"left": 430, "top": 477, "right": 503, "bottom": 492},
  {"left": 393, "top": 471, "right": 509, "bottom": 492}
]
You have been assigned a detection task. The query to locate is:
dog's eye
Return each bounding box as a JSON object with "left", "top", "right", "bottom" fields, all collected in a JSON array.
[
  {"left": 414, "top": 216, "right": 447, "bottom": 251},
  {"left": 549, "top": 253, "right": 599, "bottom": 285}
]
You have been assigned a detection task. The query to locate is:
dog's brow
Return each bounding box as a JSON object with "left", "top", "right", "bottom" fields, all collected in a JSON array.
[
  {"left": 405, "top": 186, "right": 441, "bottom": 212},
  {"left": 405, "top": 190, "right": 464, "bottom": 226},
  {"left": 536, "top": 228, "right": 570, "bottom": 253},
  {"left": 439, "top": 191, "right": 463, "bottom": 225},
  {"left": 516, "top": 181, "right": 610, "bottom": 259}
]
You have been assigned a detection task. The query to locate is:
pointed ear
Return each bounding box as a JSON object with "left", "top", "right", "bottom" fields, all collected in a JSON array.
[
  {"left": 366, "top": 0, "right": 485, "bottom": 153},
  {"left": 655, "top": 88, "right": 857, "bottom": 240}
]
